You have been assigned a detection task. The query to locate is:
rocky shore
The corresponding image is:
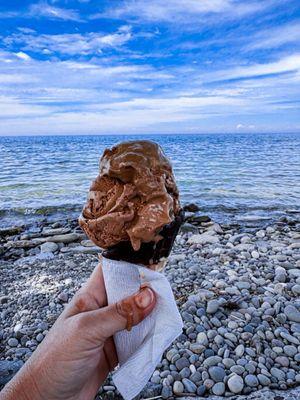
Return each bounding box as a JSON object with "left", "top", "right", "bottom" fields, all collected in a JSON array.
[{"left": 1, "top": 207, "right": 300, "bottom": 399}]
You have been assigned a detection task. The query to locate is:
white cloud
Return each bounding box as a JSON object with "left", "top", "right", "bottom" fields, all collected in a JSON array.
[
  {"left": 208, "top": 54, "right": 300, "bottom": 82},
  {"left": 246, "top": 21, "right": 300, "bottom": 50},
  {"left": 29, "top": 2, "right": 82, "bottom": 21},
  {"left": 14, "top": 51, "right": 31, "bottom": 61},
  {"left": 0, "top": 47, "right": 299, "bottom": 135},
  {"left": 0, "top": 2, "right": 81, "bottom": 21},
  {"left": 3, "top": 27, "right": 132, "bottom": 56},
  {"left": 94, "top": 0, "right": 273, "bottom": 23}
]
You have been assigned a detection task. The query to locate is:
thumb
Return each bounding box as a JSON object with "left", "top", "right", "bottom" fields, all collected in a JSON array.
[{"left": 88, "top": 286, "right": 156, "bottom": 340}]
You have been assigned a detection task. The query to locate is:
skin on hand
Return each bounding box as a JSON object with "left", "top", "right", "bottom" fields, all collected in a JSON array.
[{"left": 0, "top": 261, "right": 156, "bottom": 400}]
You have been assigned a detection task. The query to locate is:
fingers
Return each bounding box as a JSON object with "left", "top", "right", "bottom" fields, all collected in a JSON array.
[{"left": 85, "top": 286, "right": 156, "bottom": 341}]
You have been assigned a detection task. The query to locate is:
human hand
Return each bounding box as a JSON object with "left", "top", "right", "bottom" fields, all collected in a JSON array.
[{"left": 0, "top": 260, "right": 156, "bottom": 400}]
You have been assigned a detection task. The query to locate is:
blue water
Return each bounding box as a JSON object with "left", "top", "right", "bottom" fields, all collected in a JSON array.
[{"left": 0, "top": 133, "right": 299, "bottom": 228}]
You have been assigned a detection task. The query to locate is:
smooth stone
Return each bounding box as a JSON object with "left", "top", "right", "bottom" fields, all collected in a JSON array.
[
  {"left": 203, "top": 356, "right": 222, "bottom": 367},
  {"left": 292, "top": 285, "right": 300, "bottom": 295},
  {"left": 257, "top": 374, "right": 271, "bottom": 386},
  {"left": 275, "top": 356, "right": 289, "bottom": 367},
  {"left": 175, "top": 357, "right": 190, "bottom": 371},
  {"left": 244, "top": 374, "right": 259, "bottom": 387},
  {"left": 182, "top": 378, "right": 197, "bottom": 393},
  {"left": 173, "top": 381, "right": 184, "bottom": 394},
  {"left": 46, "top": 233, "right": 79, "bottom": 243},
  {"left": 284, "top": 345, "right": 297, "bottom": 357},
  {"left": 7, "top": 338, "right": 18, "bottom": 347},
  {"left": 60, "top": 245, "right": 100, "bottom": 254},
  {"left": 197, "top": 332, "right": 208, "bottom": 346},
  {"left": 206, "top": 300, "right": 220, "bottom": 314},
  {"left": 271, "top": 367, "right": 285, "bottom": 381},
  {"left": 197, "top": 385, "right": 206, "bottom": 396},
  {"left": 161, "top": 386, "right": 172, "bottom": 399},
  {"left": 190, "top": 343, "right": 204, "bottom": 354},
  {"left": 188, "top": 233, "right": 219, "bottom": 245},
  {"left": 212, "top": 382, "right": 225, "bottom": 395},
  {"left": 57, "top": 292, "right": 68, "bottom": 302},
  {"left": 227, "top": 374, "right": 244, "bottom": 394},
  {"left": 209, "top": 366, "right": 225, "bottom": 382},
  {"left": 284, "top": 305, "right": 300, "bottom": 323},
  {"left": 235, "top": 344, "right": 245, "bottom": 357},
  {"left": 251, "top": 250, "right": 260, "bottom": 259},
  {"left": 40, "top": 242, "right": 58, "bottom": 253}
]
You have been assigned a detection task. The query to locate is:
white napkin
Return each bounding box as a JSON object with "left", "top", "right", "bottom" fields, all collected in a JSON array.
[{"left": 101, "top": 256, "right": 183, "bottom": 400}]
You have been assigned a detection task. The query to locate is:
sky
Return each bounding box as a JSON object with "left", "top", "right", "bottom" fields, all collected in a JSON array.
[{"left": 0, "top": 0, "right": 299, "bottom": 136}]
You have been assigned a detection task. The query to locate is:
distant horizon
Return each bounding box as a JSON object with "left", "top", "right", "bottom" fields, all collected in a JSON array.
[
  {"left": 0, "top": 0, "right": 299, "bottom": 136},
  {"left": 1, "top": 131, "right": 300, "bottom": 138}
]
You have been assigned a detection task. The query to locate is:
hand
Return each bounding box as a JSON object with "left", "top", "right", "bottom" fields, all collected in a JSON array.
[{"left": 0, "top": 261, "right": 156, "bottom": 400}]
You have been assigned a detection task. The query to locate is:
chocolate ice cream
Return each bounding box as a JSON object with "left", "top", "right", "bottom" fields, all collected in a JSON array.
[{"left": 79, "top": 140, "right": 181, "bottom": 252}]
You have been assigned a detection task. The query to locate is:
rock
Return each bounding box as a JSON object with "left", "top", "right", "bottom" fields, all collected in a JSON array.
[
  {"left": 235, "top": 344, "right": 245, "bottom": 357},
  {"left": 190, "top": 343, "right": 204, "bottom": 354},
  {"left": 275, "top": 356, "right": 289, "bottom": 367},
  {"left": 46, "top": 233, "right": 79, "bottom": 244},
  {"left": 182, "top": 378, "right": 197, "bottom": 393},
  {"left": 190, "top": 371, "right": 201, "bottom": 383},
  {"left": 283, "top": 345, "right": 297, "bottom": 357},
  {"left": 212, "top": 382, "right": 225, "bottom": 395},
  {"left": 57, "top": 292, "right": 68, "bottom": 302},
  {"left": 208, "top": 366, "right": 225, "bottom": 382},
  {"left": 181, "top": 222, "right": 199, "bottom": 233},
  {"left": 161, "top": 386, "right": 171, "bottom": 399},
  {"left": 175, "top": 357, "right": 189, "bottom": 371},
  {"left": 189, "top": 215, "right": 211, "bottom": 224},
  {"left": 0, "top": 226, "right": 23, "bottom": 237},
  {"left": 188, "top": 233, "right": 219, "bottom": 245},
  {"left": 197, "top": 385, "right": 206, "bottom": 396},
  {"left": 236, "top": 282, "right": 250, "bottom": 290},
  {"left": 40, "top": 242, "right": 58, "bottom": 253},
  {"left": 183, "top": 203, "right": 200, "bottom": 212},
  {"left": 7, "top": 338, "right": 18, "bottom": 347},
  {"left": 227, "top": 374, "right": 244, "bottom": 394},
  {"left": 173, "top": 381, "right": 184, "bottom": 394},
  {"left": 0, "top": 360, "right": 23, "bottom": 385},
  {"left": 271, "top": 367, "right": 285, "bottom": 381},
  {"left": 42, "top": 227, "right": 71, "bottom": 236},
  {"left": 257, "top": 374, "right": 271, "bottom": 386},
  {"left": 251, "top": 250, "right": 260, "bottom": 259},
  {"left": 169, "top": 254, "right": 186, "bottom": 263},
  {"left": 166, "top": 349, "right": 177, "bottom": 362},
  {"left": 284, "top": 305, "right": 300, "bottom": 322},
  {"left": 288, "top": 269, "right": 300, "bottom": 278},
  {"left": 291, "top": 285, "right": 300, "bottom": 295},
  {"left": 256, "top": 230, "right": 265, "bottom": 238},
  {"left": 60, "top": 245, "right": 100, "bottom": 254},
  {"left": 280, "top": 331, "right": 300, "bottom": 345},
  {"left": 36, "top": 333, "right": 44, "bottom": 342},
  {"left": 244, "top": 374, "right": 259, "bottom": 387},
  {"left": 80, "top": 239, "right": 95, "bottom": 247},
  {"left": 206, "top": 299, "right": 220, "bottom": 314},
  {"left": 203, "top": 356, "right": 222, "bottom": 367},
  {"left": 197, "top": 332, "right": 208, "bottom": 346}
]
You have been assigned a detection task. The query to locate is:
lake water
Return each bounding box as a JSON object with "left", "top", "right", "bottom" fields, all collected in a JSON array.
[{"left": 0, "top": 133, "right": 299, "bottom": 228}]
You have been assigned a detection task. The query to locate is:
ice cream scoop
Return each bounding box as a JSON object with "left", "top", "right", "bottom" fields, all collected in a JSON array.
[{"left": 79, "top": 140, "right": 182, "bottom": 257}]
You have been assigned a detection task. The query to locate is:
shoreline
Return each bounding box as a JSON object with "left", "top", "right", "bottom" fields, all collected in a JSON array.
[{"left": 0, "top": 209, "right": 300, "bottom": 399}]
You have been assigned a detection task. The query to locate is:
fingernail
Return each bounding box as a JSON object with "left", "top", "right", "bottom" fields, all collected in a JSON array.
[{"left": 134, "top": 287, "right": 154, "bottom": 309}]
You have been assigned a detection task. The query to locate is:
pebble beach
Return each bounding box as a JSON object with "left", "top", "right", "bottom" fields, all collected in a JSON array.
[{"left": 1, "top": 206, "right": 300, "bottom": 399}]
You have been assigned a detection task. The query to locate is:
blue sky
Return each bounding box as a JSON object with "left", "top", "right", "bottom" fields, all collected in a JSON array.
[{"left": 0, "top": 0, "right": 299, "bottom": 135}]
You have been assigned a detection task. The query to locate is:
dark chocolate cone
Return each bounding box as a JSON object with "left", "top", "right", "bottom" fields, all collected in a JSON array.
[{"left": 102, "top": 209, "right": 185, "bottom": 266}]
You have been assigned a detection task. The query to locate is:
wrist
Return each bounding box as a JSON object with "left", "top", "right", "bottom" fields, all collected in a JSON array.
[{"left": 1, "top": 364, "right": 45, "bottom": 400}]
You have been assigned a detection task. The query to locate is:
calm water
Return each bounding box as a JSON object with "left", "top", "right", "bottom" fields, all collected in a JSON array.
[{"left": 0, "top": 133, "right": 299, "bottom": 228}]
